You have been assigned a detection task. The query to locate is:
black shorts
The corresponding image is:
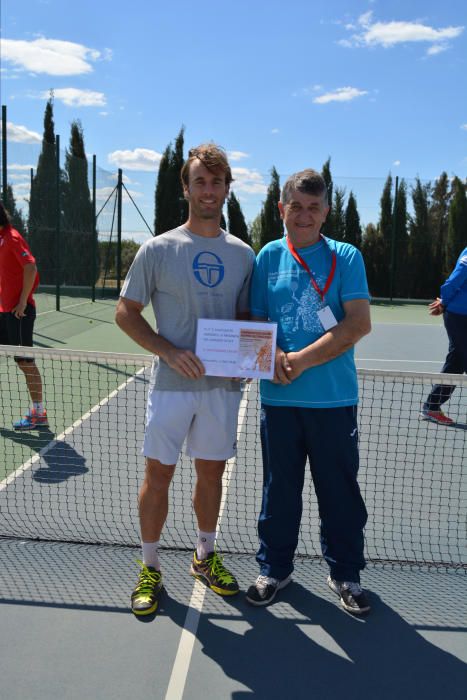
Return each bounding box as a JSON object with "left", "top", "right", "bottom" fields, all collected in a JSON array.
[{"left": 0, "top": 303, "right": 36, "bottom": 360}]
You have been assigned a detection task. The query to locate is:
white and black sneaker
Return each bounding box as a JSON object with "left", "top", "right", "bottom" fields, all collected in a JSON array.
[
  {"left": 327, "top": 576, "right": 370, "bottom": 615},
  {"left": 245, "top": 574, "right": 292, "bottom": 606}
]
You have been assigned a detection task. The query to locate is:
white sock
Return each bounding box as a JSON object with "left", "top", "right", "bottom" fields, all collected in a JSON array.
[
  {"left": 33, "top": 402, "right": 44, "bottom": 413},
  {"left": 141, "top": 541, "right": 160, "bottom": 570},
  {"left": 197, "top": 531, "right": 216, "bottom": 560}
]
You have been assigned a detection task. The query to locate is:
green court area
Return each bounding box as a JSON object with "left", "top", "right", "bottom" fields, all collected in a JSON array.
[
  {"left": 31, "top": 293, "right": 443, "bottom": 357},
  {"left": 0, "top": 348, "right": 148, "bottom": 482},
  {"left": 34, "top": 293, "right": 154, "bottom": 353},
  {"left": 369, "top": 299, "right": 441, "bottom": 325},
  {"left": 1, "top": 295, "right": 465, "bottom": 570}
]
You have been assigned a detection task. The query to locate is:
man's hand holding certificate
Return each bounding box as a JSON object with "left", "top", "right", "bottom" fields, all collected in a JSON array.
[{"left": 196, "top": 319, "right": 277, "bottom": 380}]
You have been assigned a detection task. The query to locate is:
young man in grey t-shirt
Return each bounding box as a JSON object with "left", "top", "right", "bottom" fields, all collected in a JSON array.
[{"left": 116, "top": 143, "right": 255, "bottom": 616}]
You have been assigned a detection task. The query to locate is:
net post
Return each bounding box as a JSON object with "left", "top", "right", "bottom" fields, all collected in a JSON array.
[
  {"left": 55, "top": 134, "right": 61, "bottom": 312},
  {"left": 117, "top": 168, "right": 122, "bottom": 295},
  {"left": 389, "top": 175, "right": 399, "bottom": 302},
  {"left": 91, "top": 155, "right": 97, "bottom": 302},
  {"left": 1, "top": 105, "right": 7, "bottom": 205}
]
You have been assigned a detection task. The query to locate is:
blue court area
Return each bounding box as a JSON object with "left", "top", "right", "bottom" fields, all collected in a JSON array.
[{"left": 0, "top": 310, "right": 466, "bottom": 699}]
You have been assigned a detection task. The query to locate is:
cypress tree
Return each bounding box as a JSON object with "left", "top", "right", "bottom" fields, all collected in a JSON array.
[
  {"left": 321, "top": 158, "right": 333, "bottom": 237},
  {"left": 169, "top": 126, "right": 188, "bottom": 225},
  {"left": 227, "top": 191, "right": 249, "bottom": 243},
  {"left": 331, "top": 187, "right": 346, "bottom": 241},
  {"left": 408, "top": 179, "right": 432, "bottom": 299},
  {"left": 344, "top": 191, "right": 362, "bottom": 248},
  {"left": 393, "top": 180, "right": 409, "bottom": 297},
  {"left": 377, "top": 175, "right": 393, "bottom": 297},
  {"left": 62, "top": 120, "right": 95, "bottom": 285},
  {"left": 361, "top": 223, "right": 385, "bottom": 297},
  {"left": 429, "top": 172, "right": 450, "bottom": 284},
  {"left": 249, "top": 213, "right": 262, "bottom": 254},
  {"left": 28, "top": 98, "right": 59, "bottom": 284},
  {"left": 154, "top": 127, "right": 188, "bottom": 236},
  {"left": 446, "top": 177, "right": 467, "bottom": 270},
  {"left": 154, "top": 144, "right": 171, "bottom": 236},
  {"left": 4, "top": 184, "right": 27, "bottom": 235},
  {"left": 259, "top": 166, "right": 283, "bottom": 249}
]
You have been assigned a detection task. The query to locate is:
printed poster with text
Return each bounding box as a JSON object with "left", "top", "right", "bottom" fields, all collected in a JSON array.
[{"left": 195, "top": 319, "right": 277, "bottom": 379}]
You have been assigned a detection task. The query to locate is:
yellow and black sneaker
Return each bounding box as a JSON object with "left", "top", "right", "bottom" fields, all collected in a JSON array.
[
  {"left": 190, "top": 551, "right": 239, "bottom": 596},
  {"left": 131, "top": 560, "right": 163, "bottom": 616}
]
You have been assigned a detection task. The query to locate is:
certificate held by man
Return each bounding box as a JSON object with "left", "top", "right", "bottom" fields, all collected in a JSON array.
[{"left": 196, "top": 319, "right": 277, "bottom": 380}]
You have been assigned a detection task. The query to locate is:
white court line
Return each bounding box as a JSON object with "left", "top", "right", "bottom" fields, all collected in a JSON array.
[
  {"left": 164, "top": 384, "right": 251, "bottom": 700},
  {"left": 0, "top": 366, "right": 146, "bottom": 492},
  {"left": 37, "top": 300, "right": 94, "bottom": 316},
  {"left": 372, "top": 321, "right": 442, "bottom": 328},
  {"left": 358, "top": 358, "right": 443, "bottom": 364}
]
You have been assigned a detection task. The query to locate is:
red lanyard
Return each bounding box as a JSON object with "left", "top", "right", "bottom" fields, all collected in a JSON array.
[{"left": 286, "top": 234, "right": 336, "bottom": 302}]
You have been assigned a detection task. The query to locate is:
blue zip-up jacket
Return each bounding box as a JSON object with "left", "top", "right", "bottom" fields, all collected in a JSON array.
[{"left": 441, "top": 246, "right": 467, "bottom": 315}]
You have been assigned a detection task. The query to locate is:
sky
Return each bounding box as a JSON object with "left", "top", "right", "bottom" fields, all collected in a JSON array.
[{"left": 1, "top": 0, "right": 466, "bottom": 242}]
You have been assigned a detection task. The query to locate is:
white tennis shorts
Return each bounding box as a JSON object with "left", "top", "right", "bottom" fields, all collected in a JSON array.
[{"left": 143, "top": 387, "right": 242, "bottom": 464}]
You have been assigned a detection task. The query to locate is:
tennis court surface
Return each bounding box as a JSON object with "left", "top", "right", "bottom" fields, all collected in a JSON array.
[{"left": 0, "top": 304, "right": 466, "bottom": 699}]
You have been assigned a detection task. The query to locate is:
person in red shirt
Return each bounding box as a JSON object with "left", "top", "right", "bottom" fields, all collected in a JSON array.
[{"left": 0, "top": 201, "right": 48, "bottom": 430}]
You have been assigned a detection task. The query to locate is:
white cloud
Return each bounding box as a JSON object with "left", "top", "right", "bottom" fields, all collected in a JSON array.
[
  {"left": 231, "top": 167, "right": 268, "bottom": 195},
  {"left": 1, "top": 37, "right": 105, "bottom": 76},
  {"left": 426, "top": 44, "right": 448, "bottom": 56},
  {"left": 107, "top": 148, "right": 163, "bottom": 172},
  {"left": 313, "top": 87, "right": 368, "bottom": 104},
  {"left": 1, "top": 121, "right": 41, "bottom": 143},
  {"left": 461, "top": 124, "right": 467, "bottom": 131},
  {"left": 293, "top": 85, "right": 324, "bottom": 97},
  {"left": 11, "top": 182, "right": 30, "bottom": 194},
  {"left": 228, "top": 150, "right": 250, "bottom": 161},
  {"left": 10, "top": 163, "right": 35, "bottom": 171},
  {"left": 9, "top": 173, "right": 30, "bottom": 181},
  {"left": 271, "top": 128, "right": 280, "bottom": 134},
  {"left": 341, "top": 11, "right": 464, "bottom": 55},
  {"left": 393, "top": 160, "right": 401, "bottom": 167},
  {"left": 41, "top": 87, "right": 106, "bottom": 107}
]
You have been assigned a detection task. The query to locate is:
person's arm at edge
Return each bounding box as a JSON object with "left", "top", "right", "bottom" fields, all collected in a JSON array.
[
  {"left": 281, "top": 298, "right": 371, "bottom": 381},
  {"left": 439, "top": 253, "right": 467, "bottom": 309},
  {"left": 115, "top": 296, "right": 205, "bottom": 379},
  {"left": 11, "top": 263, "right": 38, "bottom": 318}
]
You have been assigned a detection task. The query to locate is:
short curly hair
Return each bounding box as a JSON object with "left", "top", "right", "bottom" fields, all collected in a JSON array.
[{"left": 181, "top": 143, "right": 233, "bottom": 187}]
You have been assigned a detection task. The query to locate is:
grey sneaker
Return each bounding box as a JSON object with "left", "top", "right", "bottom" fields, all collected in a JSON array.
[
  {"left": 245, "top": 574, "right": 292, "bottom": 606},
  {"left": 327, "top": 576, "right": 370, "bottom": 615}
]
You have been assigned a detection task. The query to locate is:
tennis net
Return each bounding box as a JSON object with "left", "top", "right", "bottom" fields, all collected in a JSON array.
[{"left": 0, "top": 345, "right": 466, "bottom": 571}]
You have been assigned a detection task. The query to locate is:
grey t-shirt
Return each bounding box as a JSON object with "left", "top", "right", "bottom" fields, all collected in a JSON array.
[{"left": 121, "top": 226, "right": 255, "bottom": 391}]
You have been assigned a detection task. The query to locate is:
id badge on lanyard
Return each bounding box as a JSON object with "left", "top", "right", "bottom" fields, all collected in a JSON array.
[{"left": 286, "top": 234, "right": 338, "bottom": 331}]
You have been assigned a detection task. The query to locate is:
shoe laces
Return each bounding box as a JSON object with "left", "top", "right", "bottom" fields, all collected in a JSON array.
[
  {"left": 206, "top": 552, "right": 236, "bottom": 584},
  {"left": 255, "top": 575, "right": 277, "bottom": 592},
  {"left": 134, "top": 560, "right": 161, "bottom": 594}
]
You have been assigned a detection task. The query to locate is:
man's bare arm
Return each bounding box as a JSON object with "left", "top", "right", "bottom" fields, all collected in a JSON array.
[
  {"left": 284, "top": 299, "right": 371, "bottom": 381},
  {"left": 115, "top": 297, "right": 205, "bottom": 379}
]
